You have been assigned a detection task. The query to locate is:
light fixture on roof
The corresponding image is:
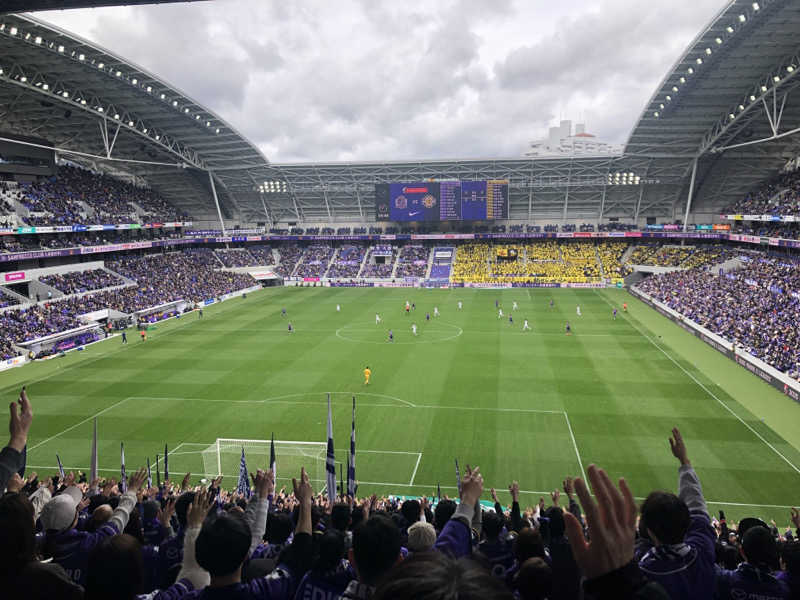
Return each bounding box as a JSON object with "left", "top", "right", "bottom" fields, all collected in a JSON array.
[
  {"left": 738, "top": 14, "right": 746, "bottom": 23},
  {"left": 659, "top": 103, "right": 665, "bottom": 109},
  {"left": 653, "top": 111, "right": 659, "bottom": 118},
  {"left": 705, "top": 47, "right": 712, "bottom": 55},
  {"left": 195, "top": 114, "right": 200, "bottom": 120},
  {"left": 752, "top": 2, "right": 759, "bottom": 10},
  {"left": 714, "top": 37, "right": 722, "bottom": 45},
  {"left": 115, "top": 70, "right": 121, "bottom": 77},
  {"left": 9, "top": 26, "right": 17, "bottom": 36},
  {"left": 155, "top": 134, "right": 160, "bottom": 140},
  {"left": 160, "top": 93, "right": 166, "bottom": 100},
  {"left": 696, "top": 57, "right": 703, "bottom": 65},
  {"left": 726, "top": 25, "right": 734, "bottom": 33},
  {"left": 62, "top": 90, "right": 69, "bottom": 97},
  {"left": 738, "top": 104, "right": 744, "bottom": 111},
  {"left": 114, "top": 113, "right": 120, "bottom": 119},
  {"left": 25, "top": 32, "right": 30, "bottom": 40},
  {"left": 78, "top": 53, "right": 85, "bottom": 61},
  {"left": 672, "top": 86, "right": 678, "bottom": 92},
  {"left": 35, "top": 36, "right": 42, "bottom": 44},
  {"left": 131, "top": 78, "right": 138, "bottom": 84},
  {"left": 215, "top": 128, "right": 220, "bottom": 134},
  {"left": 80, "top": 99, "right": 86, "bottom": 105},
  {"left": 0, "top": 68, "right": 4, "bottom": 75},
  {"left": 729, "top": 113, "right": 735, "bottom": 120},
  {"left": 679, "top": 76, "right": 686, "bottom": 83},
  {"left": 57, "top": 45, "right": 64, "bottom": 53},
  {"left": 172, "top": 100, "right": 178, "bottom": 106},
  {"left": 146, "top": 86, "right": 152, "bottom": 92},
  {"left": 788, "top": 65, "right": 796, "bottom": 73},
  {"left": 760, "top": 84, "right": 768, "bottom": 92},
  {"left": 142, "top": 128, "right": 148, "bottom": 133},
  {"left": 773, "top": 75, "right": 781, "bottom": 83},
  {"left": 205, "top": 121, "right": 210, "bottom": 127},
  {"left": 183, "top": 107, "right": 189, "bottom": 113},
  {"left": 19, "top": 76, "right": 27, "bottom": 82},
  {"left": 97, "top": 106, "right": 104, "bottom": 112},
  {"left": 97, "top": 62, "right": 104, "bottom": 69},
  {"left": 42, "top": 83, "right": 48, "bottom": 90},
  {"left": 0, "top": 24, "right": 5, "bottom": 31},
  {"left": 687, "top": 67, "right": 694, "bottom": 74},
  {"left": 749, "top": 94, "right": 756, "bottom": 101},
  {"left": 665, "top": 95, "right": 672, "bottom": 101},
  {"left": 128, "top": 120, "right": 133, "bottom": 126}
]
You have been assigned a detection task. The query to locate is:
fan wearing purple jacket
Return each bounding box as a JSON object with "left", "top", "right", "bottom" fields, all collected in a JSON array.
[{"left": 637, "top": 428, "right": 717, "bottom": 600}]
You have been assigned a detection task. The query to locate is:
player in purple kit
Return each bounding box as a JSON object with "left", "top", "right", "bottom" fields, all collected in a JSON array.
[
  {"left": 549, "top": 299, "right": 554, "bottom": 309},
  {"left": 388, "top": 329, "right": 394, "bottom": 342},
  {"left": 613, "top": 308, "right": 618, "bottom": 320},
  {"left": 565, "top": 321, "right": 571, "bottom": 335},
  {"left": 426, "top": 312, "right": 430, "bottom": 321},
  {"left": 509, "top": 314, "right": 513, "bottom": 326},
  {"left": 288, "top": 322, "right": 293, "bottom": 333}
]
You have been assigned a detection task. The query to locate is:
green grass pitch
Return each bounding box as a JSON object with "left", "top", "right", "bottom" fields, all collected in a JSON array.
[{"left": 2, "top": 286, "right": 799, "bottom": 524}]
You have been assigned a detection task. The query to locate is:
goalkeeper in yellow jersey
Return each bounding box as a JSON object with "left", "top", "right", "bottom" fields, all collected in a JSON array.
[{"left": 363, "top": 366, "right": 371, "bottom": 385}]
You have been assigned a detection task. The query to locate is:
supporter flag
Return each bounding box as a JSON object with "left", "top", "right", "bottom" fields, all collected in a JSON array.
[
  {"left": 164, "top": 443, "right": 169, "bottom": 482},
  {"left": 437, "top": 482, "right": 441, "bottom": 502},
  {"left": 269, "top": 433, "right": 276, "bottom": 483},
  {"left": 120, "top": 443, "right": 127, "bottom": 493},
  {"left": 339, "top": 463, "right": 344, "bottom": 498},
  {"left": 56, "top": 454, "right": 65, "bottom": 479},
  {"left": 326, "top": 393, "right": 336, "bottom": 504},
  {"left": 455, "top": 459, "right": 461, "bottom": 497},
  {"left": 90, "top": 418, "right": 98, "bottom": 484},
  {"left": 236, "top": 447, "right": 250, "bottom": 497},
  {"left": 146, "top": 457, "right": 152, "bottom": 489},
  {"left": 347, "top": 396, "right": 356, "bottom": 497},
  {"left": 155, "top": 454, "right": 161, "bottom": 487}
]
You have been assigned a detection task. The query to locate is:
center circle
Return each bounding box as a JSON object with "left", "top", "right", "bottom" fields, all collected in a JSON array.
[{"left": 335, "top": 321, "right": 463, "bottom": 345}]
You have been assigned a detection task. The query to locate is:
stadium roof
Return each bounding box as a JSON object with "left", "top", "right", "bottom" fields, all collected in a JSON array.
[
  {"left": 1, "top": 2, "right": 800, "bottom": 225},
  {"left": 0, "top": 1, "right": 207, "bottom": 14}
]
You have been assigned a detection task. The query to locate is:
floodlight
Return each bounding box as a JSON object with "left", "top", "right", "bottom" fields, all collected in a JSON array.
[
  {"left": 98, "top": 62, "right": 104, "bottom": 69},
  {"left": 687, "top": 67, "right": 694, "bottom": 74},
  {"left": 9, "top": 26, "right": 17, "bottom": 36},
  {"left": 726, "top": 26, "right": 734, "bottom": 33},
  {"left": 665, "top": 95, "right": 671, "bottom": 101},
  {"left": 146, "top": 86, "right": 152, "bottom": 92},
  {"left": 58, "top": 45, "right": 64, "bottom": 53},
  {"left": 679, "top": 77, "right": 686, "bottom": 83},
  {"left": 62, "top": 91, "right": 69, "bottom": 97},
  {"left": 738, "top": 14, "right": 746, "bottom": 23},
  {"left": 20, "top": 76, "right": 26, "bottom": 82},
  {"left": 115, "top": 70, "right": 121, "bottom": 77},
  {"left": 738, "top": 104, "right": 744, "bottom": 111},
  {"left": 705, "top": 48, "right": 711, "bottom": 55},
  {"left": 659, "top": 103, "right": 664, "bottom": 109},
  {"left": 78, "top": 53, "right": 85, "bottom": 61},
  {"left": 131, "top": 78, "right": 138, "bottom": 84},
  {"left": 760, "top": 85, "right": 767, "bottom": 92},
  {"left": 715, "top": 37, "right": 722, "bottom": 44},
  {"left": 215, "top": 128, "right": 220, "bottom": 134},
  {"left": 172, "top": 100, "right": 178, "bottom": 106},
  {"left": 97, "top": 106, "right": 103, "bottom": 112},
  {"left": 183, "top": 107, "right": 189, "bottom": 113},
  {"left": 749, "top": 95, "right": 756, "bottom": 101},
  {"left": 155, "top": 134, "right": 160, "bottom": 140},
  {"left": 696, "top": 58, "right": 703, "bottom": 65},
  {"left": 114, "top": 113, "right": 120, "bottom": 119},
  {"left": 752, "top": 2, "right": 759, "bottom": 10},
  {"left": 128, "top": 120, "right": 133, "bottom": 126},
  {"left": 35, "top": 36, "right": 42, "bottom": 44},
  {"left": 729, "top": 113, "right": 735, "bottom": 119},
  {"left": 788, "top": 65, "right": 796, "bottom": 73},
  {"left": 773, "top": 75, "right": 781, "bottom": 83},
  {"left": 672, "top": 86, "right": 678, "bottom": 92}
]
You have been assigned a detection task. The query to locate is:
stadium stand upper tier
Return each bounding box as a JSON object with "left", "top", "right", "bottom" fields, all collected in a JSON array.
[{"left": 725, "top": 168, "right": 800, "bottom": 217}]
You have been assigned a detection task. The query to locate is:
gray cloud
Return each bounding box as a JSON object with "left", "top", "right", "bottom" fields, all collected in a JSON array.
[{"left": 40, "top": 0, "right": 724, "bottom": 162}]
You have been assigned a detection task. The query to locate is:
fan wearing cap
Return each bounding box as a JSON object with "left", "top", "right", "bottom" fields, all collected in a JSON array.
[
  {"left": 636, "top": 428, "right": 716, "bottom": 600},
  {"left": 715, "top": 521, "right": 791, "bottom": 599},
  {"left": 40, "top": 467, "right": 148, "bottom": 587}
]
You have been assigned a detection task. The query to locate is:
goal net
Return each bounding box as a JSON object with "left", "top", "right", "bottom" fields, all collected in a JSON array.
[{"left": 201, "top": 438, "right": 328, "bottom": 486}]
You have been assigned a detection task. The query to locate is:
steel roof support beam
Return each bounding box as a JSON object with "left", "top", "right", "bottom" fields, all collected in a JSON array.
[
  {"left": 207, "top": 170, "right": 226, "bottom": 236},
  {"left": 682, "top": 157, "right": 698, "bottom": 232}
]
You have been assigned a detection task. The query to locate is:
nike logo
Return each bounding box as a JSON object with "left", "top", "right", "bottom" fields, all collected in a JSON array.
[{"left": 409, "top": 211, "right": 421, "bottom": 216}]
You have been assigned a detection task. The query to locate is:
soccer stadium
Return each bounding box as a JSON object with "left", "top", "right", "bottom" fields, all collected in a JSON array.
[{"left": 1, "top": 0, "right": 800, "bottom": 598}]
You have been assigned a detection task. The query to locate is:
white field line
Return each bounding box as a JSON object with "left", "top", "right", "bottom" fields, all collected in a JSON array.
[
  {"left": 23, "top": 464, "right": 798, "bottom": 509},
  {"left": 595, "top": 290, "right": 800, "bottom": 476},
  {"left": 563, "top": 412, "right": 588, "bottom": 483},
  {"left": 409, "top": 453, "right": 423, "bottom": 486},
  {"left": 28, "top": 396, "right": 134, "bottom": 451}
]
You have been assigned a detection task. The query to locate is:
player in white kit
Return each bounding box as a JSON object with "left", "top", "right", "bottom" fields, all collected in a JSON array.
[
  {"left": 498, "top": 308, "right": 504, "bottom": 318},
  {"left": 523, "top": 319, "right": 531, "bottom": 331},
  {"left": 576, "top": 305, "right": 582, "bottom": 317},
  {"left": 458, "top": 301, "right": 463, "bottom": 310},
  {"left": 336, "top": 304, "right": 341, "bottom": 312},
  {"left": 433, "top": 307, "right": 440, "bottom": 317},
  {"left": 512, "top": 301, "right": 518, "bottom": 310},
  {"left": 412, "top": 323, "right": 418, "bottom": 336},
  {"left": 375, "top": 313, "right": 382, "bottom": 324}
]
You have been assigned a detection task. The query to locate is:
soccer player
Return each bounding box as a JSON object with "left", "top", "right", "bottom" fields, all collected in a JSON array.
[
  {"left": 411, "top": 323, "right": 418, "bottom": 336},
  {"left": 288, "top": 322, "right": 294, "bottom": 333},
  {"left": 412, "top": 302, "right": 416, "bottom": 311},
  {"left": 281, "top": 307, "right": 287, "bottom": 317},
  {"left": 198, "top": 307, "right": 203, "bottom": 318},
  {"left": 121, "top": 331, "right": 127, "bottom": 344},
  {"left": 498, "top": 308, "right": 503, "bottom": 318},
  {"left": 140, "top": 330, "right": 147, "bottom": 342},
  {"left": 426, "top": 312, "right": 430, "bottom": 322},
  {"left": 458, "top": 300, "right": 463, "bottom": 310},
  {"left": 549, "top": 299, "right": 554, "bottom": 309},
  {"left": 613, "top": 308, "right": 618, "bottom": 320},
  {"left": 495, "top": 299, "right": 499, "bottom": 308},
  {"left": 375, "top": 313, "right": 382, "bottom": 325},
  {"left": 576, "top": 305, "right": 582, "bottom": 317},
  {"left": 405, "top": 304, "right": 410, "bottom": 316},
  {"left": 565, "top": 322, "right": 571, "bottom": 335},
  {"left": 523, "top": 319, "right": 531, "bottom": 331},
  {"left": 405, "top": 300, "right": 410, "bottom": 310},
  {"left": 363, "top": 366, "right": 371, "bottom": 385},
  {"left": 623, "top": 302, "right": 628, "bottom": 312},
  {"left": 336, "top": 304, "right": 341, "bottom": 312},
  {"left": 433, "top": 306, "right": 440, "bottom": 317},
  {"left": 512, "top": 301, "right": 518, "bottom": 310},
  {"left": 509, "top": 314, "right": 513, "bottom": 326},
  {"left": 388, "top": 329, "right": 394, "bottom": 342}
]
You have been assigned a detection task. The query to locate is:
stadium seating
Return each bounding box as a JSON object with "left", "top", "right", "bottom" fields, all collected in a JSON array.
[
  {"left": 395, "top": 245, "right": 429, "bottom": 278},
  {"left": 326, "top": 244, "right": 367, "bottom": 278},
  {"left": 38, "top": 269, "right": 123, "bottom": 295},
  {"left": 725, "top": 168, "right": 800, "bottom": 216}
]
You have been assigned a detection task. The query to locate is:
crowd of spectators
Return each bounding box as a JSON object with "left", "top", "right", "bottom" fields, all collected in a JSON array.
[
  {"left": 39, "top": 269, "right": 123, "bottom": 295},
  {"left": 294, "top": 245, "right": 335, "bottom": 278},
  {"left": 13, "top": 165, "right": 187, "bottom": 226},
  {"left": 429, "top": 247, "right": 455, "bottom": 279},
  {"left": 273, "top": 245, "right": 304, "bottom": 278},
  {"left": 361, "top": 246, "right": 395, "bottom": 278},
  {"left": 326, "top": 244, "right": 367, "bottom": 278},
  {"left": 0, "top": 249, "right": 254, "bottom": 359},
  {"left": 0, "top": 288, "right": 21, "bottom": 309},
  {"left": 395, "top": 245, "right": 430, "bottom": 278},
  {"left": 597, "top": 241, "right": 632, "bottom": 278},
  {"left": 628, "top": 245, "right": 738, "bottom": 269},
  {"left": 2, "top": 392, "right": 798, "bottom": 600},
  {"left": 636, "top": 254, "right": 800, "bottom": 380},
  {"left": 725, "top": 169, "right": 800, "bottom": 216},
  {"left": 733, "top": 223, "right": 800, "bottom": 241}
]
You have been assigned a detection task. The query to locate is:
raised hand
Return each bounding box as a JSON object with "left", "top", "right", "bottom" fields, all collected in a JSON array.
[
  {"left": 6, "top": 472, "right": 24, "bottom": 493},
  {"left": 252, "top": 469, "right": 275, "bottom": 499},
  {"left": 102, "top": 478, "right": 117, "bottom": 496},
  {"left": 187, "top": 488, "right": 212, "bottom": 528},
  {"left": 181, "top": 472, "right": 192, "bottom": 491},
  {"left": 460, "top": 465, "right": 483, "bottom": 506},
  {"left": 159, "top": 497, "right": 177, "bottom": 527},
  {"left": 564, "top": 464, "right": 637, "bottom": 580},
  {"left": 563, "top": 477, "right": 574, "bottom": 499},
  {"left": 127, "top": 467, "right": 148, "bottom": 493},
  {"left": 491, "top": 487, "right": 498, "bottom": 503},
  {"left": 508, "top": 481, "right": 520, "bottom": 503},
  {"left": 292, "top": 467, "right": 313, "bottom": 505},
  {"left": 9, "top": 386, "right": 33, "bottom": 452},
  {"left": 669, "top": 427, "right": 690, "bottom": 466},
  {"left": 64, "top": 471, "right": 76, "bottom": 487}
]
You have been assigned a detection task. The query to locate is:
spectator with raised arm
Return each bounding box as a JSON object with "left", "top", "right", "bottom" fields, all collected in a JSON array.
[
  {"left": 715, "top": 523, "right": 791, "bottom": 599},
  {"left": 1, "top": 387, "right": 32, "bottom": 493},
  {"left": 434, "top": 465, "right": 483, "bottom": 558},
  {"left": 637, "top": 428, "right": 716, "bottom": 600}
]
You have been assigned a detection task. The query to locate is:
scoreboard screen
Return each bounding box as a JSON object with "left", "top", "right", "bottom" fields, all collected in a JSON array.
[{"left": 375, "top": 180, "right": 509, "bottom": 222}]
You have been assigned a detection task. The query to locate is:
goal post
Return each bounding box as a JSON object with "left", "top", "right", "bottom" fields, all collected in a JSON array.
[{"left": 201, "top": 438, "right": 328, "bottom": 485}]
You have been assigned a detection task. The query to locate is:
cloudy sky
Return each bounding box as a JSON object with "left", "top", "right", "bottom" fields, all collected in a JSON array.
[{"left": 40, "top": 0, "right": 726, "bottom": 163}]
